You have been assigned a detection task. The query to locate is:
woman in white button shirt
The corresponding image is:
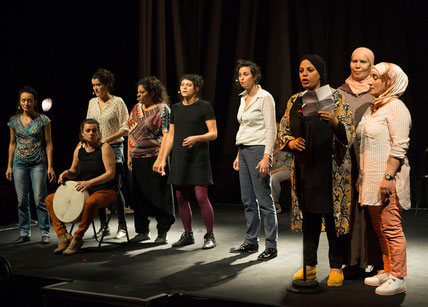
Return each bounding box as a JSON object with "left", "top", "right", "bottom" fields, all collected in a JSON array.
[
  {"left": 230, "top": 59, "right": 278, "bottom": 261},
  {"left": 87, "top": 68, "right": 129, "bottom": 239},
  {"left": 357, "top": 63, "right": 411, "bottom": 296}
]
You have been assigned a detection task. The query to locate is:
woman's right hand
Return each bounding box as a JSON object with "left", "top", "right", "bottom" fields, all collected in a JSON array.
[
  {"left": 233, "top": 155, "right": 239, "bottom": 171},
  {"left": 5, "top": 167, "right": 12, "bottom": 181},
  {"left": 356, "top": 174, "right": 362, "bottom": 193},
  {"left": 127, "top": 160, "right": 132, "bottom": 173},
  {"left": 288, "top": 137, "right": 306, "bottom": 151},
  {"left": 58, "top": 170, "right": 69, "bottom": 185}
]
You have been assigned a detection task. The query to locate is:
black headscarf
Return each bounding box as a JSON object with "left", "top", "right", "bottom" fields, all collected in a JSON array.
[{"left": 300, "top": 54, "right": 327, "bottom": 86}]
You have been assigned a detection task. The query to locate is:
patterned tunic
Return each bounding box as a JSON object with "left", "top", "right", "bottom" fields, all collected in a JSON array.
[
  {"left": 279, "top": 88, "right": 354, "bottom": 235},
  {"left": 7, "top": 113, "right": 50, "bottom": 164},
  {"left": 128, "top": 103, "right": 170, "bottom": 158}
]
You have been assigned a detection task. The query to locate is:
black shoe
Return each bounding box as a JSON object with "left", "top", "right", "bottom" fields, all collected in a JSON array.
[
  {"left": 40, "top": 236, "right": 50, "bottom": 244},
  {"left": 257, "top": 248, "right": 278, "bottom": 260},
  {"left": 14, "top": 236, "right": 30, "bottom": 244},
  {"left": 343, "top": 264, "right": 365, "bottom": 280},
  {"left": 172, "top": 232, "right": 195, "bottom": 247},
  {"left": 130, "top": 232, "right": 150, "bottom": 242},
  {"left": 202, "top": 232, "right": 216, "bottom": 249},
  {"left": 154, "top": 232, "right": 168, "bottom": 244},
  {"left": 230, "top": 242, "right": 259, "bottom": 253}
]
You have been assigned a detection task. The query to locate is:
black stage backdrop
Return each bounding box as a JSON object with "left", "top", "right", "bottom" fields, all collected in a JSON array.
[{"left": 1, "top": 1, "right": 427, "bottom": 218}]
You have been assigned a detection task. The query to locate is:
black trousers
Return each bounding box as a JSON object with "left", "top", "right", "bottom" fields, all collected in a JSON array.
[
  {"left": 133, "top": 199, "right": 174, "bottom": 234},
  {"left": 132, "top": 156, "right": 175, "bottom": 235},
  {"left": 98, "top": 163, "right": 126, "bottom": 226},
  {"left": 303, "top": 211, "right": 348, "bottom": 269}
]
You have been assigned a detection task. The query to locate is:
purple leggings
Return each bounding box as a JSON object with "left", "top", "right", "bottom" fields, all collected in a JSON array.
[{"left": 175, "top": 185, "right": 214, "bottom": 233}]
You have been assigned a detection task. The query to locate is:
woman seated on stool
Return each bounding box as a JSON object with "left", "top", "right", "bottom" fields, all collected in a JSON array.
[{"left": 46, "top": 118, "right": 116, "bottom": 255}]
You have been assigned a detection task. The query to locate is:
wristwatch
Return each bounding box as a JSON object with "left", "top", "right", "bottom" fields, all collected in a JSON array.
[{"left": 384, "top": 173, "right": 394, "bottom": 181}]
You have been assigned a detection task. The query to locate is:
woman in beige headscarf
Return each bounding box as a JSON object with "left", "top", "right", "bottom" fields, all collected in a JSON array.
[
  {"left": 357, "top": 62, "right": 411, "bottom": 296},
  {"left": 338, "top": 47, "right": 383, "bottom": 278}
]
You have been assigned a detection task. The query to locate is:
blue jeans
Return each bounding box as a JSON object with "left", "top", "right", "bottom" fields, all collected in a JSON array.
[
  {"left": 238, "top": 145, "right": 278, "bottom": 248},
  {"left": 12, "top": 158, "right": 50, "bottom": 237},
  {"left": 110, "top": 142, "right": 124, "bottom": 164}
]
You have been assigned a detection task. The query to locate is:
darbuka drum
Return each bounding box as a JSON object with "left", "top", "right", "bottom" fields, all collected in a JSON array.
[{"left": 53, "top": 181, "right": 89, "bottom": 223}]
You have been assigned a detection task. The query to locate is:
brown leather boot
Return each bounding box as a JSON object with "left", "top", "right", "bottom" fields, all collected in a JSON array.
[
  {"left": 54, "top": 233, "right": 73, "bottom": 254},
  {"left": 63, "top": 237, "right": 84, "bottom": 255}
]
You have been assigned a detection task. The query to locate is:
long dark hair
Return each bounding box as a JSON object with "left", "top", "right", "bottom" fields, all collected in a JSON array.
[{"left": 137, "top": 76, "right": 169, "bottom": 105}]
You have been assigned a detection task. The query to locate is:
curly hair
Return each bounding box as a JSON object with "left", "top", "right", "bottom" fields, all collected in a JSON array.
[
  {"left": 179, "top": 74, "right": 204, "bottom": 99},
  {"left": 235, "top": 59, "right": 262, "bottom": 84},
  {"left": 92, "top": 68, "right": 116, "bottom": 92},
  {"left": 137, "top": 76, "right": 170, "bottom": 105}
]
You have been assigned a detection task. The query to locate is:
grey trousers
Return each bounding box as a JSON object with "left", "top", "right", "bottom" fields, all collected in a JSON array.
[{"left": 238, "top": 145, "right": 278, "bottom": 248}]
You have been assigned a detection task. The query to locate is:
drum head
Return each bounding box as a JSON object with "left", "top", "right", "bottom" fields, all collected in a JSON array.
[{"left": 53, "top": 181, "right": 89, "bottom": 223}]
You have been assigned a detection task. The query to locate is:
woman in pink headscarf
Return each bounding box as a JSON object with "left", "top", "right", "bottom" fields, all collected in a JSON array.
[
  {"left": 357, "top": 62, "right": 411, "bottom": 296},
  {"left": 338, "top": 47, "right": 383, "bottom": 278},
  {"left": 339, "top": 47, "right": 375, "bottom": 123}
]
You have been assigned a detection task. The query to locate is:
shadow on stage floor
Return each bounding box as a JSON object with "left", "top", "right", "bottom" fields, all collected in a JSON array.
[{"left": 0, "top": 203, "right": 427, "bottom": 306}]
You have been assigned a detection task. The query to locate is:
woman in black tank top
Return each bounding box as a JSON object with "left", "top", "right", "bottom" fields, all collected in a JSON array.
[{"left": 45, "top": 119, "right": 117, "bottom": 255}]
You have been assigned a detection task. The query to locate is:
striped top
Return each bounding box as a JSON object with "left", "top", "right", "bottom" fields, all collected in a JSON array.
[
  {"left": 357, "top": 98, "right": 412, "bottom": 208},
  {"left": 128, "top": 103, "right": 170, "bottom": 158}
]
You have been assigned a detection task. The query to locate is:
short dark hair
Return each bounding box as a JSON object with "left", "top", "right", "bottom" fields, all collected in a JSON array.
[
  {"left": 92, "top": 68, "right": 116, "bottom": 92},
  {"left": 179, "top": 74, "right": 204, "bottom": 99},
  {"left": 79, "top": 118, "right": 102, "bottom": 144},
  {"left": 235, "top": 59, "right": 261, "bottom": 84},
  {"left": 16, "top": 86, "right": 39, "bottom": 114},
  {"left": 137, "top": 76, "right": 170, "bottom": 105}
]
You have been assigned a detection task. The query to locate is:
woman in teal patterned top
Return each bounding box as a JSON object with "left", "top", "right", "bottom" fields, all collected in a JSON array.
[{"left": 6, "top": 86, "right": 56, "bottom": 244}]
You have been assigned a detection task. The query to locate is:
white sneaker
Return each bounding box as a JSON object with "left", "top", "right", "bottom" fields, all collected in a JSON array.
[
  {"left": 375, "top": 276, "right": 406, "bottom": 295},
  {"left": 364, "top": 270, "right": 390, "bottom": 286}
]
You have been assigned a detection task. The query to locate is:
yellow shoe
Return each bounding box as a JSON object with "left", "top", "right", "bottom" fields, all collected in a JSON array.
[
  {"left": 293, "top": 267, "right": 317, "bottom": 280},
  {"left": 327, "top": 271, "right": 344, "bottom": 287}
]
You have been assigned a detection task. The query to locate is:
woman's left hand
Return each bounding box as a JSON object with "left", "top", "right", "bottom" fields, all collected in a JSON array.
[
  {"left": 75, "top": 181, "right": 92, "bottom": 192},
  {"left": 47, "top": 167, "right": 56, "bottom": 183},
  {"left": 379, "top": 177, "right": 393, "bottom": 205},
  {"left": 318, "top": 111, "right": 338, "bottom": 128},
  {"left": 256, "top": 156, "right": 270, "bottom": 177},
  {"left": 182, "top": 136, "right": 198, "bottom": 148}
]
